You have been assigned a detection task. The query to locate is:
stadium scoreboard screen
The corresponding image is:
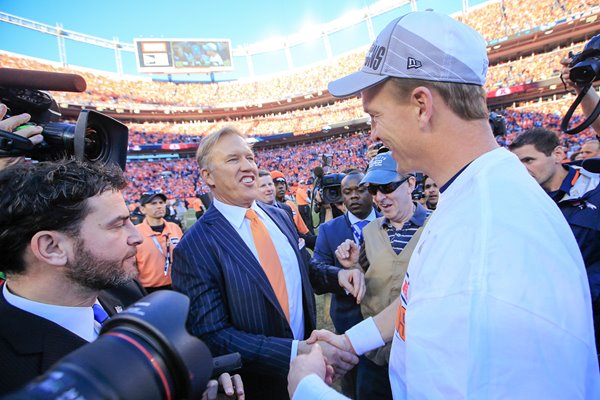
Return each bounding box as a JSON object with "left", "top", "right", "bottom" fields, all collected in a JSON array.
[{"left": 134, "top": 38, "right": 233, "bottom": 74}]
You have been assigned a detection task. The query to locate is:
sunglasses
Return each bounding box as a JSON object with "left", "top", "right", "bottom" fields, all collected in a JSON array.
[{"left": 367, "top": 177, "right": 409, "bottom": 196}]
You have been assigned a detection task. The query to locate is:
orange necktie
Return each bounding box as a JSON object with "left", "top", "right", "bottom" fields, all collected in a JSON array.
[{"left": 245, "top": 209, "right": 290, "bottom": 323}]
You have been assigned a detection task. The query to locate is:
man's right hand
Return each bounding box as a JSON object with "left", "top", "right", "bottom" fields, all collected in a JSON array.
[
  {"left": 0, "top": 103, "right": 44, "bottom": 145},
  {"left": 334, "top": 239, "right": 360, "bottom": 269},
  {"left": 0, "top": 103, "right": 44, "bottom": 170},
  {"left": 298, "top": 335, "right": 358, "bottom": 379}
]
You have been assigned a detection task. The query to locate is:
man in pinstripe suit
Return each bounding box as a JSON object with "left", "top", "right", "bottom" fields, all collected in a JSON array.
[{"left": 172, "top": 127, "right": 359, "bottom": 399}]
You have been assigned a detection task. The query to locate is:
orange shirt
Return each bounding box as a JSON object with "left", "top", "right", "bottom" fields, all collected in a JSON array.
[
  {"left": 135, "top": 218, "right": 184, "bottom": 288},
  {"left": 286, "top": 200, "right": 309, "bottom": 235},
  {"left": 295, "top": 186, "right": 309, "bottom": 206},
  {"left": 190, "top": 197, "right": 202, "bottom": 212}
]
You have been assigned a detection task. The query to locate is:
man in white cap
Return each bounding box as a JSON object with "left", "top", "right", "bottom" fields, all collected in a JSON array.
[{"left": 288, "top": 10, "right": 599, "bottom": 399}]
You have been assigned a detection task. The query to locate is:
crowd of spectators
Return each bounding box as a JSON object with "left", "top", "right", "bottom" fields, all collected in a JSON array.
[
  {"left": 3, "top": 1, "right": 599, "bottom": 210},
  {"left": 456, "top": 0, "right": 598, "bottom": 41},
  {"left": 497, "top": 95, "right": 599, "bottom": 158},
  {"left": 123, "top": 92, "right": 596, "bottom": 208},
  {"left": 127, "top": 98, "right": 365, "bottom": 144},
  {"left": 123, "top": 131, "right": 370, "bottom": 204},
  {"left": 486, "top": 41, "right": 584, "bottom": 89},
  {"left": 1, "top": 1, "right": 597, "bottom": 112}
]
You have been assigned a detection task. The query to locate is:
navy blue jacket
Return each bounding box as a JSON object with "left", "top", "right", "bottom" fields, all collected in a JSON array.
[{"left": 311, "top": 210, "right": 380, "bottom": 333}]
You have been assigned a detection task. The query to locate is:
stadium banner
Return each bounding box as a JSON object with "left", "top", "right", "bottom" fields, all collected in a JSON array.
[
  {"left": 134, "top": 38, "right": 233, "bottom": 74},
  {"left": 487, "top": 85, "right": 526, "bottom": 98},
  {"left": 128, "top": 143, "right": 199, "bottom": 152}
]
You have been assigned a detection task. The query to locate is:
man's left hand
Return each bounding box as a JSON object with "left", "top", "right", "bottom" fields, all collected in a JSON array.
[
  {"left": 338, "top": 268, "right": 366, "bottom": 304},
  {"left": 202, "top": 373, "right": 245, "bottom": 400}
]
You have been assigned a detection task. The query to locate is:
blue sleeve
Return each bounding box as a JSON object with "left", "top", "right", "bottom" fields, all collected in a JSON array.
[{"left": 309, "top": 222, "right": 346, "bottom": 295}]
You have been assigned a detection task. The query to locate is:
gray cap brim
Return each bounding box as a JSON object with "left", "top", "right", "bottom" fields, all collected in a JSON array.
[{"left": 328, "top": 71, "right": 389, "bottom": 98}]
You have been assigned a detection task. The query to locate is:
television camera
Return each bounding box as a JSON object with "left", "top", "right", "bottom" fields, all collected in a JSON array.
[{"left": 0, "top": 68, "right": 129, "bottom": 169}]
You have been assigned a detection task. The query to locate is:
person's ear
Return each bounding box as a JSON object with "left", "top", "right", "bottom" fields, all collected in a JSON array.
[
  {"left": 29, "top": 231, "right": 71, "bottom": 266},
  {"left": 407, "top": 176, "right": 416, "bottom": 192},
  {"left": 552, "top": 146, "right": 566, "bottom": 163},
  {"left": 411, "top": 86, "right": 434, "bottom": 130},
  {"left": 201, "top": 167, "right": 215, "bottom": 188}
]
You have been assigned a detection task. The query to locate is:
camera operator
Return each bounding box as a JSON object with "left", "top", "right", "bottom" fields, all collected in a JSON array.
[
  {"left": 0, "top": 158, "right": 244, "bottom": 399},
  {"left": 0, "top": 102, "right": 43, "bottom": 169}
]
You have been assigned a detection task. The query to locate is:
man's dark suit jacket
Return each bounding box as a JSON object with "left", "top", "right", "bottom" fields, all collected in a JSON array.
[
  {"left": 311, "top": 210, "right": 380, "bottom": 334},
  {"left": 172, "top": 202, "right": 337, "bottom": 399},
  {"left": 0, "top": 280, "right": 146, "bottom": 395}
]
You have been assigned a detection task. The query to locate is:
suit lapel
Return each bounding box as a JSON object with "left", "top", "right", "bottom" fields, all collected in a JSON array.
[{"left": 98, "top": 291, "right": 125, "bottom": 316}]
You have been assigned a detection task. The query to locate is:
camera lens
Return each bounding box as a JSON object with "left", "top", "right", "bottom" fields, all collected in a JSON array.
[
  {"left": 83, "top": 126, "right": 105, "bottom": 162},
  {"left": 4, "top": 291, "right": 214, "bottom": 400},
  {"left": 570, "top": 60, "right": 600, "bottom": 84}
]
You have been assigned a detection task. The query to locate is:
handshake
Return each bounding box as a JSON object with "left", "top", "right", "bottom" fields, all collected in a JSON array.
[{"left": 290, "top": 329, "right": 358, "bottom": 397}]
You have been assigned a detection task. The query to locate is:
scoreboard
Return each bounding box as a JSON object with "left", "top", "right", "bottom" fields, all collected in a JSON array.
[{"left": 134, "top": 38, "right": 233, "bottom": 74}]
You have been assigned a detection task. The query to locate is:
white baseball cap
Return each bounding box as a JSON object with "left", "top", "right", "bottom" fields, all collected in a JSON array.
[{"left": 328, "top": 11, "right": 489, "bottom": 97}]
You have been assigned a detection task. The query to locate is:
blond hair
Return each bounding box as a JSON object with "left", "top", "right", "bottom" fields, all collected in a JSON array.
[
  {"left": 389, "top": 78, "right": 488, "bottom": 121},
  {"left": 195, "top": 126, "right": 247, "bottom": 169}
]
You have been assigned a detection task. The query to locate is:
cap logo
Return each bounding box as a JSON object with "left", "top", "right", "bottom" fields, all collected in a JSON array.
[
  {"left": 364, "top": 44, "right": 386, "bottom": 70},
  {"left": 407, "top": 57, "right": 422, "bottom": 70},
  {"left": 371, "top": 157, "right": 384, "bottom": 167}
]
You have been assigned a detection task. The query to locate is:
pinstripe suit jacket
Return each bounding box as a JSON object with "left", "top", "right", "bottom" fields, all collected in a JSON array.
[{"left": 172, "top": 202, "right": 320, "bottom": 399}]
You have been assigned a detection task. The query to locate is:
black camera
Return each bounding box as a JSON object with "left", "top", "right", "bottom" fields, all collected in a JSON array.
[
  {"left": 489, "top": 112, "right": 507, "bottom": 137},
  {"left": 568, "top": 34, "right": 600, "bottom": 86},
  {"left": 322, "top": 153, "right": 334, "bottom": 167},
  {"left": 5, "top": 291, "right": 241, "bottom": 400},
  {"left": 561, "top": 34, "right": 600, "bottom": 135},
  {"left": 320, "top": 173, "right": 345, "bottom": 205},
  {"left": 0, "top": 69, "right": 129, "bottom": 170}
]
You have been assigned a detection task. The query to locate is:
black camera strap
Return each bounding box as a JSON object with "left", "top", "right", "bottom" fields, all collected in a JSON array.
[{"left": 561, "top": 83, "right": 600, "bottom": 136}]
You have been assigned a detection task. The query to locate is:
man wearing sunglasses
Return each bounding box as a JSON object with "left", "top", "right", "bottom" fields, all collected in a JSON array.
[
  {"left": 135, "top": 189, "right": 184, "bottom": 293},
  {"left": 334, "top": 152, "right": 430, "bottom": 399}
]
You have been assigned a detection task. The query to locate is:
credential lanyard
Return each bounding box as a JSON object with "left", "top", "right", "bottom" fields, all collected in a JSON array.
[{"left": 151, "top": 234, "right": 170, "bottom": 276}]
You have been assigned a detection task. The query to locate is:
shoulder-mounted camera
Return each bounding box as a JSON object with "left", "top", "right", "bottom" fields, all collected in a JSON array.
[{"left": 0, "top": 68, "right": 128, "bottom": 169}]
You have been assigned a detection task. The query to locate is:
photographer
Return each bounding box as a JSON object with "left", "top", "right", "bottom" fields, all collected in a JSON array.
[{"left": 560, "top": 48, "right": 600, "bottom": 137}]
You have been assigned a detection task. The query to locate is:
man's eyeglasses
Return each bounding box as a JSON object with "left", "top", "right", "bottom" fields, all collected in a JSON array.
[{"left": 367, "top": 177, "right": 409, "bottom": 196}]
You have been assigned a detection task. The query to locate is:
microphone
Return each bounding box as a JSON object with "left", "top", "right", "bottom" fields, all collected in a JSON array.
[
  {"left": 313, "top": 166, "right": 324, "bottom": 179},
  {"left": 0, "top": 68, "right": 87, "bottom": 92}
]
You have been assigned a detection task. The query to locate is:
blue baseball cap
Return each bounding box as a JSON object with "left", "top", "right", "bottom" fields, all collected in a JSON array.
[{"left": 361, "top": 152, "right": 403, "bottom": 185}]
